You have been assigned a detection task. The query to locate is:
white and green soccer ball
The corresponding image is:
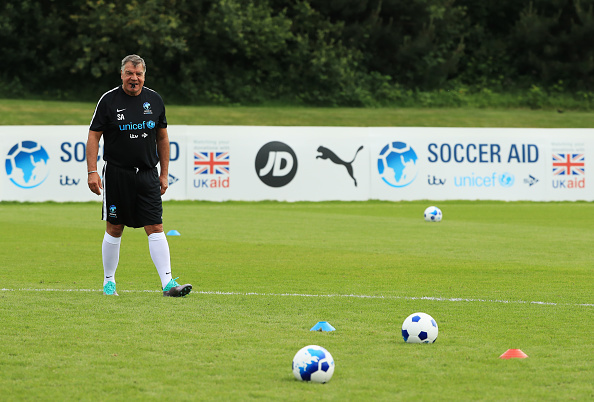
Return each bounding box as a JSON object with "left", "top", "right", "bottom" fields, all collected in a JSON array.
[{"left": 424, "top": 206, "right": 442, "bottom": 222}]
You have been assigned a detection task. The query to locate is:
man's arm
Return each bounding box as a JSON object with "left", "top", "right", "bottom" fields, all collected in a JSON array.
[
  {"left": 86, "top": 130, "right": 103, "bottom": 195},
  {"left": 156, "top": 127, "right": 170, "bottom": 195}
]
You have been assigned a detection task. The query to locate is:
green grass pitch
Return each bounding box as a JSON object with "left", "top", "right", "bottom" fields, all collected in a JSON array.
[{"left": 0, "top": 200, "right": 592, "bottom": 400}]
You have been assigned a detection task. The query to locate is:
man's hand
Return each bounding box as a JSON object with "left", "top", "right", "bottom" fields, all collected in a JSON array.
[
  {"left": 86, "top": 130, "right": 103, "bottom": 195},
  {"left": 88, "top": 172, "right": 102, "bottom": 195},
  {"left": 159, "top": 174, "right": 168, "bottom": 195},
  {"left": 156, "top": 127, "right": 170, "bottom": 196}
]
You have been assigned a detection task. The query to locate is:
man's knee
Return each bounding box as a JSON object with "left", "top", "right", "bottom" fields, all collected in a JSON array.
[
  {"left": 106, "top": 222, "right": 125, "bottom": 237},
  {"left": 144, "top": 223, "right": 163, "bottom": 236}
]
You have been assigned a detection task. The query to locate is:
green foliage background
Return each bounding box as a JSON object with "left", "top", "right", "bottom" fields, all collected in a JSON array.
[{"left": 1, "top": 0, "right": 594, "bottom": 107}]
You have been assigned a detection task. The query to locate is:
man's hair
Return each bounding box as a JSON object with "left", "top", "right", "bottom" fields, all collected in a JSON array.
[{"left": 121, "top": 54, "right": 146, "bottom": 73}]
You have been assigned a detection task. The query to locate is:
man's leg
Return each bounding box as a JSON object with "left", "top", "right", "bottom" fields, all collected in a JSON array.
[
  {"left": 103, "top": 222, "right": 124, "bottom": 295},
  {"left": 145, "top": 224, "right": 172, "bottom": 289},
  {"left": 145, "top": 223, "right": 192, "bottom": 297}
]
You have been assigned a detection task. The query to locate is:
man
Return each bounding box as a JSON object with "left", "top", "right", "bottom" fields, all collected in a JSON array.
[{"left": 86, "top": 54, "right": 191, "bottom": 297}]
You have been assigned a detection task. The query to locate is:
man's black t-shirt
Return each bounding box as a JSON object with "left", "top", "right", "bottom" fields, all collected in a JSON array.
[{"left": 90, "top": 85, "right": 167, "bottom": 170}]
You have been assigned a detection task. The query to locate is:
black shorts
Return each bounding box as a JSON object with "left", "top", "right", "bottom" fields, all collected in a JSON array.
[{"left": 102, "top": 162, "right": 163, "bottom": 228}]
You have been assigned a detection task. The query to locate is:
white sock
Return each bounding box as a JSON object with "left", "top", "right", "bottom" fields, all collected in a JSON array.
[
  {"left": 102, "top": 232, "right": 121, "bottom": 286},
  {"left": 148, "top": 232, "right": 173, "bottom": 289}
]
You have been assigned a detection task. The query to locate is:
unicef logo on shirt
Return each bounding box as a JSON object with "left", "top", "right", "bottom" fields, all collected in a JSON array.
[
  {"left": 377, "top": 141, "right": 419, "bottom": 187},
  {"left": 147, "top": 120, "right": 155, "bottom": 129},
  {"left": 5, "top": 141, "right": 50, "bottom": 188}
]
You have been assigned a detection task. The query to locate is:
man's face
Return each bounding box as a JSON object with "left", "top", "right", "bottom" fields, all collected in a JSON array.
[{"left": 121, "top": 62, "right": 145, "bottom": 96}]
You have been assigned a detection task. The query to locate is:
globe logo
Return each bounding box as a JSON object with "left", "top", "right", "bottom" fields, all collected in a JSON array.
[
  {"left": 499, "top": 172, "right": 515, "bottom": 187},
  {"left": 377, "top": 141, "right": 418, "bottom": 187},
  {"left": 143, "top": 102, "right": 151, "bottom": 110},
  {"left": 5, "top": 141, "right": 50, "bottom": 189},
  {"left": 147, "top": 120, "right": 155, "bottom": 129}
]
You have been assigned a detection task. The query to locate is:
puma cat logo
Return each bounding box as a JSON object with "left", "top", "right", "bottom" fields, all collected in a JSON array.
[{"left": 316, "top": 145, "right": 364, "bottom": 186}]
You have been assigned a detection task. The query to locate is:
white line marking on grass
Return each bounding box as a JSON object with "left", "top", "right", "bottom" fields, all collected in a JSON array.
[{"left": 1, "top": 288, "right": 592, "bottom": 307}]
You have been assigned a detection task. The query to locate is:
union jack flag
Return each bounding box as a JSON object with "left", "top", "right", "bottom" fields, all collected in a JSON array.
[
  {"left": 194, "top": 152, "right": 230, "bottom": 175},
  {"left": 552, "top": 153, "right": 585, "bottom": 176}
]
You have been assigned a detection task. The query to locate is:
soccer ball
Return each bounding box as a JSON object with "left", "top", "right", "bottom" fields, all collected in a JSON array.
[
  {"left": 402, "top": 312, "right": 438, "bottom": 343},
  {"left": 424, "top": 206, "right": 442, "bottom": 222},
  {"left": 292, "top": 345, "right": 335, "bottom": 383}
]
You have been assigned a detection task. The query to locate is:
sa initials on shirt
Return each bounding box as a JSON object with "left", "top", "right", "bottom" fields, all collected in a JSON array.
[{"left": 117, "top": 113, "right": 125, "bottom": 121}]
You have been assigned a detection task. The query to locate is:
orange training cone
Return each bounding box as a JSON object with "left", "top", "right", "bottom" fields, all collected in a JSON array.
[{"left": 499, "top": 349, "right": 529, "bottom": 359}]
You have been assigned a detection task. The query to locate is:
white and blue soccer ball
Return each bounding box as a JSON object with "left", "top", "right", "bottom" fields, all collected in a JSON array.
[
  {"left": 424, "top": 206, "right": 442, "bottom": 222},
  {"left": 292, "top": 345, "right": 335, "bottom": 383},
  {"left": 402, "top": 312, "right": 438, "bottom": 343}
]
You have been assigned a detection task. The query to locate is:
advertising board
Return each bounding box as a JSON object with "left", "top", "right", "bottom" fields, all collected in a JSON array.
[{"left": 1, "top": 126, "right": 590, "bottom": 202}]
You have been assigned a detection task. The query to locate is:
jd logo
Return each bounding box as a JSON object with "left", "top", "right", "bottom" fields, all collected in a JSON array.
[
  {"left": 255, "top": 141, "right": 298, "bottom": 187},
  {"left": 316, "top": 145, "right": 364, "bottom": 186}
]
